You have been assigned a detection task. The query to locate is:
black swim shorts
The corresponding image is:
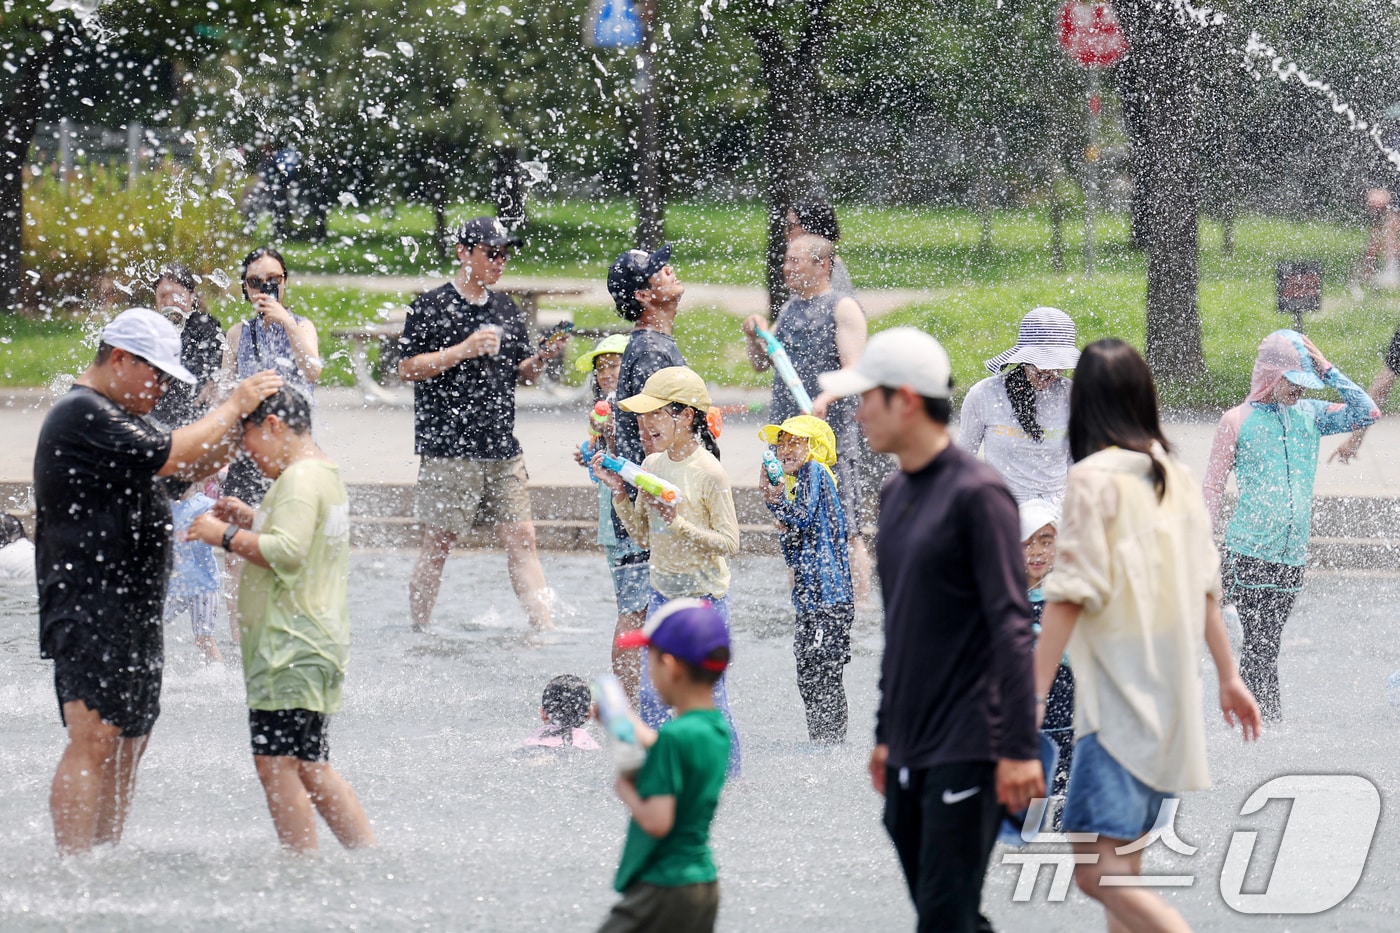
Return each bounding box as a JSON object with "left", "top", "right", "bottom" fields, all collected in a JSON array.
[
  {"left": 249, "top": 708, "right": 331, "bottom": 762},
  {"left": 53, "top": 638, "right": 163, "bottom": 739}
]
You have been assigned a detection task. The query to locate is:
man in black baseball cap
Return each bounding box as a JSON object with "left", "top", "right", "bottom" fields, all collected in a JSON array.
[
  {"left": 397, "top": 216, "right": 563, "bottom": 634},
  {"left": 607, "top": 245, "right": 674, "bottom": 321},
  {"left": 456, "top": 215, "right": 524, "bottom": 249},
  {"left": 604, "top": 245, "right": 688, "bottom": 696}
]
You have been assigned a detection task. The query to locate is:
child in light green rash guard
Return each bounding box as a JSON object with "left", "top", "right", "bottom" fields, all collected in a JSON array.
[{"left": 186, "top": 388, "right": 374, "bottom": 854}]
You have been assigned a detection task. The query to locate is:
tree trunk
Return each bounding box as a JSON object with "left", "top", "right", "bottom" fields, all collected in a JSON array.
[
  {"left": 1, "top": 35, "right": 65, "bottom": 312},
  {"left": 634, "top": 0, "right": 665, "bottom": 249},
  {"left": 749, "top": 1, "right": 836, "bottom": 318},
  {"left": 1116, "top": 2, "right": 1206, "bottom": 382}
]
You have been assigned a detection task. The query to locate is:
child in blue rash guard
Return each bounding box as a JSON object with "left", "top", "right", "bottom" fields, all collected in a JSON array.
[
  {"left": 575, "top": 334, "right": 651, "bottom": 704},
  {"left": 759, "top": 414, "right": 854, "bottom": 743},
  {"left": 1020, "top": 498, "right": 1074, "bottom": 800},
  {"left": 1203, "top": 330, "right": 1377, "bottom": 722}
]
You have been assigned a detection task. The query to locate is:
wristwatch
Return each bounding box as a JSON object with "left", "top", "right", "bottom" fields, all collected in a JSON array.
[{"left": 221, "top": 524, "right": 239, "bottom": 551}]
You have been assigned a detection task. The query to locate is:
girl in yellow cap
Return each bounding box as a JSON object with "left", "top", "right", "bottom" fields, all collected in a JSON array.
[{"left": 759, "top": 414, "right": 854, "bottom": 742}]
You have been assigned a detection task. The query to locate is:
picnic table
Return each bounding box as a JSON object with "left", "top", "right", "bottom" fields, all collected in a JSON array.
[{"left": 331, "top": 283, "right": 626, "bottom": 404}]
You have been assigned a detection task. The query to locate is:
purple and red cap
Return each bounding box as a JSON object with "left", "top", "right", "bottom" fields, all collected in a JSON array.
[{"left": 615, "top": 597, "right": 730, "bottom": 672}]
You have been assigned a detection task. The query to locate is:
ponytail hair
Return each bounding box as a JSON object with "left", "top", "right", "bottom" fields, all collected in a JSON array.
[
  {"left": 669, "top": 403, "right": 721, "bottom": 460},
  {"left": 1067, "top": 339, "right": 1170, "bottom": 500},
  {"left": 1003, "top": 364, "right": 1044, "bottom": 442}
]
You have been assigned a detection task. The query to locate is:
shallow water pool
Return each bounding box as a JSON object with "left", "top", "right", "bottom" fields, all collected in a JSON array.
[{"left": 2, "top": 554, "right": 1399, "bottom": 931}]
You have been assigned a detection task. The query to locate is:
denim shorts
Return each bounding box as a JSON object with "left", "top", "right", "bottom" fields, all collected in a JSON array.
[
  {"left": 1060, "top": 732, "right": 1176, "bottom": 842},
  {"left": 604, "top": 542, "right": 651, "bottom": 614}
]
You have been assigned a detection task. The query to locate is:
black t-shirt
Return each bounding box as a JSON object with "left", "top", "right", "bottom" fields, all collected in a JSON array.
[
  {"left": 34, "top": 386, "right": 174, "bottom": 660},
  {"left": 150, "top": 311, "right": 225, "bottom": 429},
  {"left": 399, "top": 284, "right": 531, "bottom": 460},
  {"left": 874, "top": 444, "right": 1040, "bottom": 769},
  {"left": 614, "top": 327, "right": 686, "bottom": 465}
]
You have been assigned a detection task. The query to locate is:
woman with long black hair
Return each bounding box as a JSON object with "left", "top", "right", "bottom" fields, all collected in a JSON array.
[
  {"left": 957, "top": 307, "right": 1078, "bottom": 504},
  {"left": 1034, "top": 339, "right": 1260, "bottom": 930}
]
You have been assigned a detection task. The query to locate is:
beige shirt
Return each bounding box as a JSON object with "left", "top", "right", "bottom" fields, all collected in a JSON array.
[
  {"left": 1043, "top": 445, "right": 1222, "bottom": 792},
  {"left": 614, "top": 447, "right": 740, "bottom": 599}
]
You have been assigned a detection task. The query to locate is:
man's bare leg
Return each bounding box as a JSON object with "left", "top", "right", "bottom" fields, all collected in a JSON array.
[
  {"left": 51, "top": 701, "right": 136, "bottom": 855},
  {"left": 254, "top": 755, "right": 319, "bottom": 854},
  {"left": 93, "top": 731, "right": 149, "bottom": 846},
  {"left": 496, "top": 521, "right": 554, "bottom": 630},
  {"left": 611, "top": 609, "right": 646, "bottom": 703},
  {"left": 300, "top": 761, "right": 376, "bottom": 849},
  {"left": 408, "top": 525, "right": 457, "bottom": 632}
]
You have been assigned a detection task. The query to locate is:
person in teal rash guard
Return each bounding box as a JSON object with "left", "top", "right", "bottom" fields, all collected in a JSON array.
[{"left": 1203, "top": 330, "right": 1377, "bottom": 722}]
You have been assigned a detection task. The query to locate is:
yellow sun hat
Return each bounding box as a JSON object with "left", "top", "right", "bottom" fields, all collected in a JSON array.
[
  {"left": 619, "top": 366, "right": 712, "bottom": 414},
  {"left": 758, "top": 414, "right": 837, "bottom": 467}
]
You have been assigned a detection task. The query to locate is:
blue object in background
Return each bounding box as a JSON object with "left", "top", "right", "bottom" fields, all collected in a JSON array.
[{"left": 590, "top": 0, "right": 642, "bottom": 49}]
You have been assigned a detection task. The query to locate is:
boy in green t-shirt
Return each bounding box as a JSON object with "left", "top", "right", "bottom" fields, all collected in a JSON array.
[
  {"left": 602, "top": 598, "right": 733, "bottom": 933},
  {"left": 187, "top": 389, "right": 375, "bottom": 854}
]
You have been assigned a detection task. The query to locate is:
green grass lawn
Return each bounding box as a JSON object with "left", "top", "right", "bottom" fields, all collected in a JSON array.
[{"left": 6, "top": 199, "right": 1398, "bottom": 414}]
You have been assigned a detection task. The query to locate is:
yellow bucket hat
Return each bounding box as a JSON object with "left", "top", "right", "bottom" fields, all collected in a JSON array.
[{"left": 758, "top": 414, "right": 837, "bottom": 467}]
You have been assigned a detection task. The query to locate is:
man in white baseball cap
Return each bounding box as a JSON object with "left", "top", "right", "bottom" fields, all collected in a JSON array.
[
  {"left": 33, "top": 307, "right": 283, "bottom": 855},
  {"left": 819, "top": 326, "right": 1043, "bottom": 930}
]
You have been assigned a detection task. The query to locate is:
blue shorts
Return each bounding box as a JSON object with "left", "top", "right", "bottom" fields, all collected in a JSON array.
[
  {"left": 1060, "top": 732, "right": 1176, "bottom": 842},
  {"left": 604, "top": 541, "right": 651, "bottom": 614}
]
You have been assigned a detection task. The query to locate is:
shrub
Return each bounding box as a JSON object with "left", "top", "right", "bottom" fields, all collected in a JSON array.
[{"left": 21, "top": 159, "right": 251, "bottom": 311}]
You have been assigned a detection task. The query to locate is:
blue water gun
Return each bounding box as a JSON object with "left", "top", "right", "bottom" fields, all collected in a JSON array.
[
  {"left": 592, "top": 674, "right": 647, "bottom": 774},
  {"left": 762, "top": 449, "right": 785, "bottom": 486},
  {"left": 755, "top": 325, "right": 814, "bottom": 415},
  {"left": 600, "top": 453, "right": 684, "bottom": 504}
]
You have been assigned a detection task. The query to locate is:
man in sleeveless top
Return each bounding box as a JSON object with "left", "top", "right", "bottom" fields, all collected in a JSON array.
[{"left": 743, "top": 235, "right": 873, "bottom": 601}]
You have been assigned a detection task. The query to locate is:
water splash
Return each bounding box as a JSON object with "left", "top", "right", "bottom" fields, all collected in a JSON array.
[{"left": 1170, "top": 0, "right": 1400, "bottom": 172}]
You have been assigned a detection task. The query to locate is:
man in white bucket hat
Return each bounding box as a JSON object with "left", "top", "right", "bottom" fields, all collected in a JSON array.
[
  {"left": 958, "top": 306, "right": 1080, "bottom": 505},
  {"left": 34, "top": 308, "right": 282, "bottom": 855}
]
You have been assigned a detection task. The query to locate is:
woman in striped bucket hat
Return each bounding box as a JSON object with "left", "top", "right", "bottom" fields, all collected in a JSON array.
[{"left": 956, "top": 306, "right": 1079, "bottom": 504}]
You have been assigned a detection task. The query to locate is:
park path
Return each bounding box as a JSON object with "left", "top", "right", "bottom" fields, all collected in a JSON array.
[{"left": 298, "top": 273, "right": 940, "bottom": 320}]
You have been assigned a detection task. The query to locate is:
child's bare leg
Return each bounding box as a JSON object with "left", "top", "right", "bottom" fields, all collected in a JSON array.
[
  {"left": 851, "top": 535, "right": 873, "bottom": 605},
  {"left": 195, "top": 636, "right": 224, "bottom": 664},
  {"left": 254, "top": 754, "right": 318, "bottom": 853},
  {"left": 611, "top": 609, "right": 645, "bottom": 702},
  {"left": 298, "top": 761, "right": 376, "bottom": 849},
  {"left": 225, "top": 555, "right": 243, "bottom": 646}
]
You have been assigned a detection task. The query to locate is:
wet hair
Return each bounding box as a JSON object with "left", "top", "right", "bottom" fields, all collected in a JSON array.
[
  {"left": 789, "top": 199, "right": 840, "bottom": 243},
  {"left": 541, "top": 674, "right": 591, "bottom": 736},
  {"left": 154, "top": 261, "right": 205, "bottom": 313},
  {"left": 239, "top": 246, "right": 288, "bottom": 300},
  {"left": 242, "top": 387, "right": 313, "bottom": 434},
  {"left": 1003, "top": 365, "right": 1044, "bottom": 442},
  {"left": 0, "top": 513, "right": 25, "bottom": 548},
  {"left": 879, "top": 385, "right": 952, "bottom": 425},
  {"left": 1068, "top": 339, "right": 1170, "bottom": 500},
  {"left": 667, "top": 402, "right": 721, "bottom": 460},
  {"left": 671, "top": 647, "right": 729, "bottom": 687},
  {"left": 94, "top": 342, "right": 116, "bottom": 365}
]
